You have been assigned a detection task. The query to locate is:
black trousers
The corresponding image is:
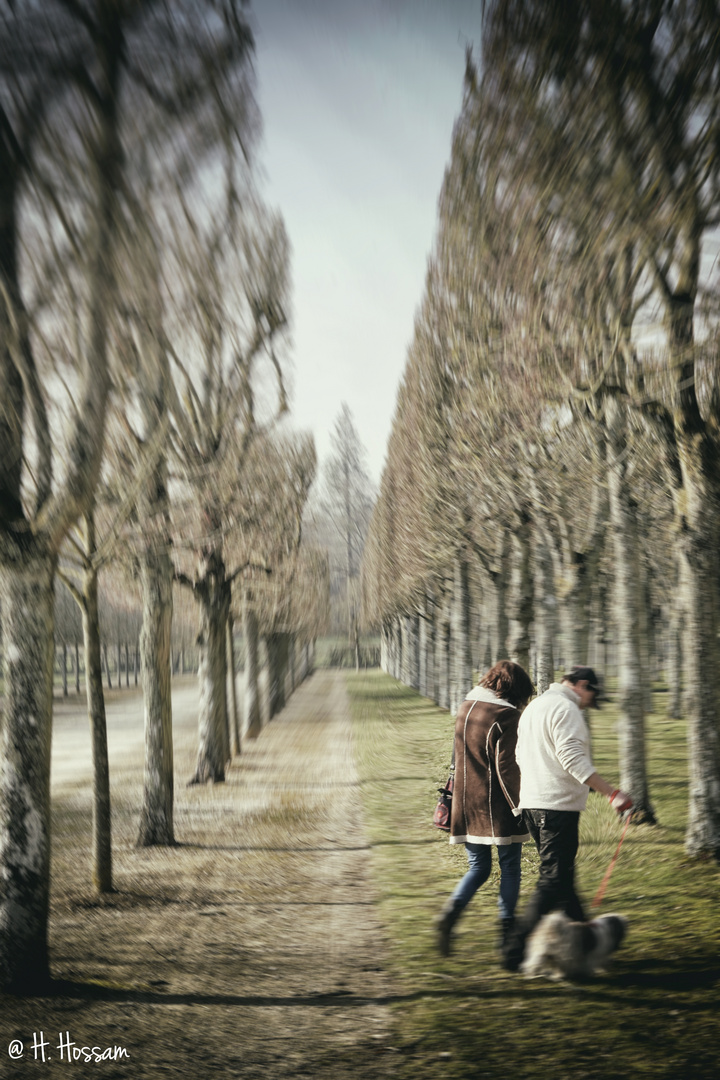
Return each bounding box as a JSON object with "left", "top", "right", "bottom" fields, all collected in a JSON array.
[{"left": 504, "top": 808, "right": 585, "bottom": 967}]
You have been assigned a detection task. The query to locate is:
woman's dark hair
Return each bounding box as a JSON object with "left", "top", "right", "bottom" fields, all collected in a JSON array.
[{"left": 479, "top": 660, "right": 535, "bottom": 709}]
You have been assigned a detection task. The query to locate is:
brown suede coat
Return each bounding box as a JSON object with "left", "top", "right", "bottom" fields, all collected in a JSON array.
[{"left": 449, "top": 693, "right": 529, "bottom": 845}]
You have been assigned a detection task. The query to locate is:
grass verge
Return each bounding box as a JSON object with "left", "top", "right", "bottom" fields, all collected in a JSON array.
[{"left": 347, "top": 670, "right": 720, "bottom": 1080}]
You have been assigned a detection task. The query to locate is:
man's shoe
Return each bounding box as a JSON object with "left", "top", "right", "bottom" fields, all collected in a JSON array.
[
  {"left": 499, "top": 916, "right": 515, "bottom": 951},
  {"left": 501, "top": 946, "right": 523, "bottom": 972}
]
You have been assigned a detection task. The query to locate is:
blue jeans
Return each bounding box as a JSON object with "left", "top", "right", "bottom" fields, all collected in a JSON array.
[{"left": 450, "top": 842, "right": 522, "bottom": 920}]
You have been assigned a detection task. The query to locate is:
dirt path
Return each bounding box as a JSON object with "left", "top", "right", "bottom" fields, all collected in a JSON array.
[{"left": 3, "top": 670, "right": 396, "bottom": 1079}]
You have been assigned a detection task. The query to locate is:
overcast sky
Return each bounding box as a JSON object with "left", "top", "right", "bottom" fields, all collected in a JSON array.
[{"left": 250, "top": 0, "right": 483, "bottom": 483}]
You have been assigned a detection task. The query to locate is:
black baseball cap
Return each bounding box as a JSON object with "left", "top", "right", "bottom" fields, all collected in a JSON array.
[{"left": 563, "top": 666, "right": 607, "bottom": 708}]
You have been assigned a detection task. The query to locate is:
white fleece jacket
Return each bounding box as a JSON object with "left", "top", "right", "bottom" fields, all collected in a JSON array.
[{"left": 515, "top": 683, "right": 595, "bottom": 812}]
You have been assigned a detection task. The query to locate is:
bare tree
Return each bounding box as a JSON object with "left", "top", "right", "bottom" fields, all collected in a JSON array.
[{"left": 321, "top": 404, "right": 374, "bottom": 668}]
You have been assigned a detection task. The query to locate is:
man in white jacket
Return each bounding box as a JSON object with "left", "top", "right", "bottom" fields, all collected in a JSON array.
[{"left": 502, "top": 666, "right": 632, "bottom": 972}]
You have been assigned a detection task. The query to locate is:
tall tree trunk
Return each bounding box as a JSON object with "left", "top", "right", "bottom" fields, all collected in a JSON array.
[
  {"left": 676, "top": 462, "right": 720, "bottom": 856},
  {"left": 606, "top": 398, "right": 655, "bottom": 823},
  {"left": 436, "top": 592, "right": 451, "bottom": 711},
  {"left": 268, "top": 632, "right": 289, "bottom": 717},
  {"left": 80, "top": 517, "right": 114, "bottom": 890},
  {"left": 0, "top": 550, "right": 56, "bottom": 991},
  {"left": 666, "top": 595, "right": 683, "bottom": 719},
  {"left": 243, "top": 599, "right": 261, "bottom": 738},
  {"left": 403, "top": 614, "right": 420, "bottom": 690},
  {"left": 392, "top": 615, "right": 402, "bottom": 681},
  {"left": 486, "top": 533, "right": 510, "bottom": 665},
  {"left": 419, "top": 598, "right": 436, "bottom": 700},
  {"left": 190, "top": 573, "right": 230, "bottom": 784},
  {"left": 450, "top": 556, "right": 472, "bottom": 713},
  {"left": 424, "top": 596, "right": 437, "bottom": 702},
  {"left": 75, "top": 641, "right": 81, "bottom": 693},
  {"left": 508, "top": 511, "right": 533, "bottom": 673},
  {"left": 380, "top": 620, "right": 389, "bottom": 674},
  {"left": 137, "top": 543, "right": 174, "bottom": 844},
  {"left": 533, "top": 527, "right": 555, "bottom": 694},
  {"left": 103, "top": 641, "right": 112, "bottom": 689},
  {"left": 227, "top": 614, "right": 240, "bottom": 757}
]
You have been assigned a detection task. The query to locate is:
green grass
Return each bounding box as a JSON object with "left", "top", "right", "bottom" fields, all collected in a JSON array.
[{"left": 346, "top": 671, "right": 720, "bottom": 1080}]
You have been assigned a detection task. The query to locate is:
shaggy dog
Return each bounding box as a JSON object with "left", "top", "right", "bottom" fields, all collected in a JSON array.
[{"left": 520, "top": 911, "right": 628, "bottom": 980}]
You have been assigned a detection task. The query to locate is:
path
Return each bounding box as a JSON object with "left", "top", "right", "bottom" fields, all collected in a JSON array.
[{"left": 4, "top": 670, "right": 396, "bottom": 1079}]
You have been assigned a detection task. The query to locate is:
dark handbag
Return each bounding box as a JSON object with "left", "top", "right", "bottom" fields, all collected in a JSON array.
[
  {"left": 433, "top": 768, "right": 455, "bottom": 831},
  {"left": 433, "top": 730, "right": 456, "bottom": 831}
]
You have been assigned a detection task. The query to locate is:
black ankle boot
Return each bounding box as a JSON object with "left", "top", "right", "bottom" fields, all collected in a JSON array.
[{"left": 435, "top": 903, "right": 461, "bottom": 957}]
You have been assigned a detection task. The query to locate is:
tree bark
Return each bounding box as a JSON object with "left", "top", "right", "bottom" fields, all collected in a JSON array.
[
  {"left": 450, "top": 556, "right": 472, "bottom": 713},
  {"left": 0, "top": 550, "right": 56, "bottom": 991},
  {"left": 227, "top": 614, "right": 240, "bottom": 757},
  {"left": 436, "top": 594, "right": 451, "bottom": 711},
  {"left": 606, "top": 397, "right": 655, "bottom": 823},
  {"left": 508, "top": 511, "right": 533, "bottom": 673},
  {"left": 103, "top": 641, "right": 112, "bottom": 690},
  {"left": 243, "top": 600, "right": 262, "bottom": 739},
  {"left": 190, "top": 574, "right": 231, "bottom": 784},
  {"left": 80, "top": 520, "right": 114, "bottom": 889},
  {"left": 675, "top": 457, "right": 720, "bottom": 856},
  {"left": 267, "top": 632, "right": 289, "bottom": 718},
  {"left": 666, "top": 595, "right": 683, "bottom": 719},
  {"left": 533, "top": 527, "right": 555, "bottom": 694},
  {"left": 137, "top": 543, "right": 174, "bottom": 844},
  {"left": 62, "top": 642, "right": 68, "bottom": 696},
  {"left": 491, "top": 530, "right": 510, "bottom": 664}
]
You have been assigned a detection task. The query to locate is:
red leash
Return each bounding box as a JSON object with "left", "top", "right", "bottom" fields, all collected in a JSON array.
[{"left": 590, "top": 815, "right": 631, "bottom": 911}]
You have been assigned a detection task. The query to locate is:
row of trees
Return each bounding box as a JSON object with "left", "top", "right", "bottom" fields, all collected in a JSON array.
[
  {"left": 0, "top": 1, "right": 327, "bottom": 992},
  {"left": 363, "top": 1, "right": 720, "bottom": 860}
]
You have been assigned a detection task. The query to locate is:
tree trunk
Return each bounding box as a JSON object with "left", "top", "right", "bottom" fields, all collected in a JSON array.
[
  {"left": 606, "top": 398, "right": 655, "bottom": 823},
  {"left": 103, "top": 641, "right": 112, "bottom": 689},
  {"left": 0, "top": 550, "right": 56, "bottom": 991},
  {"left": 490, "top": 531, "right": 510, "bottom": 664},
  {"left": 677, "top": 474, "right": 720, "bottom": 856},
  {"left": 243, "top": 601, "right": 262, "bottom": 739},
  {"left": 137, "top": 544, "right": 174, "bottom": 844},
  {"left": 393, "top": 615, "right": 403, "bottom": 681},
  {"left": 75, "top": 641, "right": 81, "bottom": 693},
  {"left": 190, "top": 578, "right": 231, "bottom": 784},
  {"left": 666, "top": 596, "right": 683, "bottom": 719},
  {"left": 80, "top": 529, "right": 114, "bottom": 890},
  {"left": 62, "top": 642, "right": 68, "bottom": 696},
  {"left": 403, "top": 614, "right": 420, "bottom": 690},
  {"left": 419, "top": 599, "right": 435, "bottom": 700},
  {"left": 267, "top": 632, "right": 289, "bottom": 718},
  {"left": 227, "top": 614, "right": 240, "bottom": 757},
  {"left": 508, "top": 512, "right": 533, "bottom": 673},
  {"left": 533, "top": 528, "right": 555, "bottom": 694},
  {"left": 436, "top": 594, "right": 451, "bottom": 711},
  {"left": 450, "top": 556, "right": 472, "bottom": 713}
]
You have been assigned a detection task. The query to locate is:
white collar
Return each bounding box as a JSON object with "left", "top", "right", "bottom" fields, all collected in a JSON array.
[
  {"left": 465, "top": 685, "right": 515, "bottom": 709},
  {"left": 549, "top": 682, "right": 581, "bottom": 706}
]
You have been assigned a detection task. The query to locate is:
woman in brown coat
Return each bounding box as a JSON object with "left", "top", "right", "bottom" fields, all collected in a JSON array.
[{"left": 436, "top": 660, "right": 534, "bottom": 957}]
